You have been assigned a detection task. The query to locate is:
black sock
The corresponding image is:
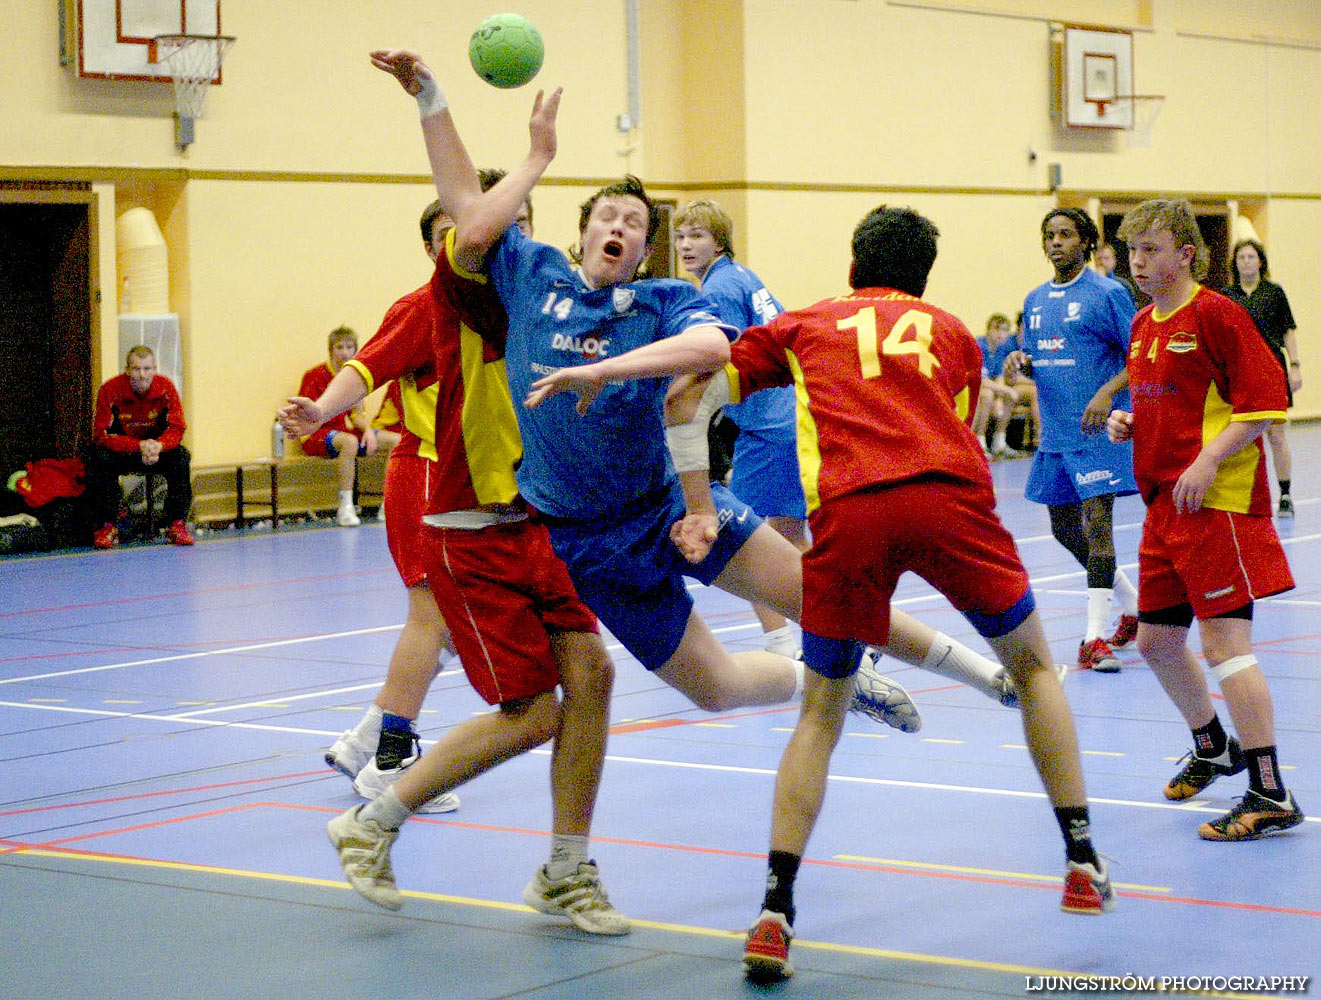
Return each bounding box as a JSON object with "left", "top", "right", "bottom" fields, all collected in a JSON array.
[
  {"left": 762, "top": 850, "right": 800, "bottom": 927},
  {"left": 1279, "top": 479, "right": 1291, "bottom": 496},
  {"left": 1245, "top": 746, "right": 1287, "bottom": 802},
  {"left": 1191, "top": 716, "right": 1228, "bottom": 759},
  {"left": 1054, "top": 806, "right": 1098, "bottom": 866},
  {"left": 1085, "top": 555, "right": 1117, "bottom": 591},
  {"left": 376, "top": 712, "right": 417, "bottom": 769}
]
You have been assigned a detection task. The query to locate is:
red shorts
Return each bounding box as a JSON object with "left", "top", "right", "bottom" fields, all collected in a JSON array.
[
  {"left": 802, "top": 478, "right": 1031, "bottom": 645},
  {"left": 383, "top": 454, "right": 432, "bottom": 587},
  {"left": 300, "top": 426, "right": 361, "bottom": 458},
  {"left": 422, "top": 519, "right": 598, "bottom": 706},
  {"left": 1138, "top": 491, "right": 1294, "bottom": 619}
]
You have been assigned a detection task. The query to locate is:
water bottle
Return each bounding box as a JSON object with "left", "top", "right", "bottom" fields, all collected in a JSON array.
[{"left": 271, "top": 418, "right": 285, "bottom": 460}]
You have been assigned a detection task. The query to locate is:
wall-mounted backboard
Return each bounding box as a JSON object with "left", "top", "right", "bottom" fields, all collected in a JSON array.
[
  {"left": 1056, "top": 25, "right": 1134, "bottom": 130},
  {"left": 67, "top": 0, "right": 222, "bottom": 82}
]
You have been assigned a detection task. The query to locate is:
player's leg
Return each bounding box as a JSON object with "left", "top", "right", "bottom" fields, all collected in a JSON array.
[
  {"left": 1078, "top": 494, "right": 1123, "bottom": 664},
  {"left": 1193, "top": 613, "right": 1302, "bottom": 840},
  {"left": 324, "top": 431, "right": 360, "bottom": 525},
  {"left": 1266, "top": 424, "right": 1293, "bottom": 516},
  {"left": 654, "top": 609, "right": 799, "bottom": 711},
  {"left": 523, "top": 627, "right": 631, "bottom": 935},
  {"left": 751, "top": 514, "right": 808, "bottom": 656}
]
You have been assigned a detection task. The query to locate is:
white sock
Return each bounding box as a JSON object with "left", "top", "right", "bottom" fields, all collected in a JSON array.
[
  {"left": 359, "top": 784, "right": 411, "bottom": 831},
  {"left": 352, "top": 704, "right": 384, "bottom": 741},
  {"left": 338, "top": 489, "right": 354, "bottom": 507},
  {"left": 991, "top": 431, "right": 1007, "bottom": 452},
  {"left": 546, "top": 833, "right": 590, "bottom": 880},
  {"left": 1113, "top": 570, "right": 1138, "bottom": 616},
  {"left": 790, "top": 657, "right": 806, "bottom": 700},
  {"left": 922, "top": 631, "right": 1003, "bottom": 700},
  {"left": 1085, "top": 588, "right": 1113, "bottom": 642},
  {"left": 763, "top": 624, "right": 797, "bottom": 658}
]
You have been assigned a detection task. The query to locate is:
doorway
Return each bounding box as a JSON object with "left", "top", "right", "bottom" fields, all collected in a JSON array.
[{"left": 0, "top": 194, "right": 96, "bottom": 477}]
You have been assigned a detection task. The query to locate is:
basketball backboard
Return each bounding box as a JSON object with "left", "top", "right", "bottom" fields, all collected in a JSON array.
[
  {"left": 1056, "top": 25, "right": 1134, "bottom": 130},
  {"left": 69, "top": 0, "right": 222, "bottom": 82}
]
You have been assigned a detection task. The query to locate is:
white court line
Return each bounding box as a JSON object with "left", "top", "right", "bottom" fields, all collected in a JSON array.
[{"left": 0, "top": 626, "right": 404, "bottom": 687}]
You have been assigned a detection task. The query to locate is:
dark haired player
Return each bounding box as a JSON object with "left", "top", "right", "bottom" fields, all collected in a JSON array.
[
  {"left": 1007, "top": 208, "right": 1139, "bottom": 673},
  {"left": 713, "top": 205, "right": 1110, "bottom": 981}
]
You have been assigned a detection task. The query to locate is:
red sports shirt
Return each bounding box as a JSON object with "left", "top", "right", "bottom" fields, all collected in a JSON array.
[
  {"left": 1127, "top": 287, "right": 1287, "bottom": 515},
  {"left": 357, "top": 286, "right": 442, "bottom": 460},
  {"left": 727, "top": 287, "right": 987, "bottom": 512},
  {"left": 346, "top": 229, "right": 518, "bottom": 515},
  {"left": 93, "top": 374, "right": 186, "bottom": 453}
]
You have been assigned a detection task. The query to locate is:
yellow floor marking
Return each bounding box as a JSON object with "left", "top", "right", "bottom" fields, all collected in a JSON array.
[
  {"left": 834, "top": 854, "right": 1171, "bottom": 893},
  {"left": 1001, "top": 744, "right": 1027, "bottom": 750},
  {"left": 329, "top": 706, "right": 363, "bottom": 712},
  {"left": 176, "top": 701, "right": 214, "bottom": 706},
  {"left": 921, "top": 738, "right": 963, "bottom": 745},
  {"left": 844, "top": 731, "right": 889, "bottom": 739},
  {"left": 104, "top": 699, "right": 142, "bottom": 705},
  {"left": 695, "top": 722, "right": 735, "bottom": 729},
  {"left": 28, "top": 698, "right": 66, "bottom": 703},
  {"left": 253, "top": 703, "right": 290, "bottom": 708},
  {"left": 1081, "top": 750, "right": 1126, "bottom": 757},
  {"left": 23, "top": 847, "right": 1289, "bottom": 995}
]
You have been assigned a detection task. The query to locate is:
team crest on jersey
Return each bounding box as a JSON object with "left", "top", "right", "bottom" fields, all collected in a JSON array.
[
  {"left": 1064, "top": 302, "right": 1082, "bottom": 322},
  {"left": 1165, "top": 332, "right": 1198, "bottom": 354},
  {"left": 612, "top": 287, "right": 635, "bottom": 313}
]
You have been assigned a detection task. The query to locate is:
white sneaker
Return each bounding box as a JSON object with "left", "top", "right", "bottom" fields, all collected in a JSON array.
[
  {"left": 523, "top": 861, "right": 632, "bottom": 935},
  {"left": 326, "top": 807, "right": 402, "bottom": 910},
  {"left": 324, "top": 728, "right": 375, "bottom": 780},
  {"left": 850, "top": 653, "right": 921, "bottom": 732},
  {"left": 354, "top": 757, "right": 460, "bottom": 815},
  {"left": 337, "top": 504, "right": 361, "bottom": 527},
  {"left": 375, "top": 507, "right": 386, "bottom": 523}
]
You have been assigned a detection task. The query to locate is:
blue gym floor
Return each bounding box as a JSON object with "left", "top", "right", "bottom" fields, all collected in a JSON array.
[{"left": 2, "top": 427, "right": 1318, "bottom": 1000}]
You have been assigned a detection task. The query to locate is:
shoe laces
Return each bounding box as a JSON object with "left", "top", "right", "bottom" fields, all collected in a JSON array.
[{"left": 550, "top": 865, "right": 614, "bottom": 913}]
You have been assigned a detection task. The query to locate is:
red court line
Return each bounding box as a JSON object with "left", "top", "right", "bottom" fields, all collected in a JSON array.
[
  {"left": 6, "top": 799, "right": 1314, "bottom": 920},
  {"left": 609, "top": 704, "right": 796, "bottom": 735},
  {"left": 0, "top": 770, "right": 331, "bottom": 818},
  {"left": 0, "top": 568, "right": 392, "bottom": 619}
]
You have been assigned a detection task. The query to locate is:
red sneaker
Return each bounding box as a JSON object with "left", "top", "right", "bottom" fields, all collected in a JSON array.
[
  {"left": 1078, "top": 637, "right": 1120, "bottom": 673},
  {"left": 743, "top": 910, "right": 794, "bottom": 982},
  {"left": 1107, "top": 614, "right": 1139, "bottom": 649},
  {"left": 92, "top": 523, "right": 119, "bottom": 549},
  {"left": 167, "top": 520, "right": 195, "bottom": 546},
  {"left": 1061, "top": 860, "right": 1115, "bottom": 914}
]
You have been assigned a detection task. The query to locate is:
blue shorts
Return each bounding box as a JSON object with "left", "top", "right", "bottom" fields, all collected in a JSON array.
[
  {"left": 730, "top": 432, "right": 806, "bottom": 519},
  {"left": 325, "top": 430, "right": 368, "bottom": 459},
  {"left": 543, "top": 479, "right": 762, "bottom": 670},
  {"left": 1025, "top": 441, "right": 1137, "bottom": 506}
]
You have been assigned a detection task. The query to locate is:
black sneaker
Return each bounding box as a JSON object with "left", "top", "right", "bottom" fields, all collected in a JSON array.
[
  {"left": 1199, "top": 789, "right": 1304, "bottom": 841},
  {"left": 1278, "top": 494, "right": 1294, "bottom": 518},
  {"left": 1163, "top": 737, "right": 1245, "bottom": 801}
]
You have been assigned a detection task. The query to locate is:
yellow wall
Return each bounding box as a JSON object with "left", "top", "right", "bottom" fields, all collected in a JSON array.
[{"left": 4, "top": 0, "right": 1320, "bottom": 464}]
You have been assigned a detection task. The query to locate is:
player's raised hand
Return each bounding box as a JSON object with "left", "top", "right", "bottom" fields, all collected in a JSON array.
[
  {"left": 670, "top": 512, "right": 718, "bottom": 564},
  {"left": 527, "top": 87, "right": 562, "bottom": 164},
  {"left": 1106, "top": 409, "right": 1132, "bottom": 443},
  {"left": 524, "top": 365, "right": 607, "bottom": 415},
  {"left": 368, "top": 49, "right": 433, "bottom": 96},
  {"left": 279, "top": 397, "right": 325, "bottom": 437}
]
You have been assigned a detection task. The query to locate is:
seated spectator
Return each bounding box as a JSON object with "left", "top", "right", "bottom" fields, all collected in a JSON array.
[
  {"left": 297, "top": 326, "right": 400, "bottom": 526},
  {"left": 975, "top": 313, "right": 1035, "bottom": 457},
  {"left": 88, "top": 345, "right": 193, "bottom": 548}
]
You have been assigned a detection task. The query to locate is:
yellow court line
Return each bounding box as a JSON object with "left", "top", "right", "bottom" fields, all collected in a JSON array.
[
  {"left": 16, "top": 847, "right": 1284, "bottom": 997},
  {"left": 694, "top": 723, "right": 736, "bottom": 729},
  {"left": 834, "top": 854, "right": 1172, "bottom": 893},
  {"left": 844, "top": 731, "right": 890, "bottom": 739},
  {"left": 28, "top": 698, "right": 67, "bottom": 703},
  {"left": 1081, "top": 750, "right": 1127, "bottom": 757},
  {"left": 104, "top": 700, "right": 142, "bottom": 705},
  {"left": 921, "top": 738, "right": 964, "bottom": 745}
]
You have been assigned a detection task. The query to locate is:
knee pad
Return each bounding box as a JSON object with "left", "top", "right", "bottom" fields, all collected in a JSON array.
[{"left": 1211, "top": 654, "right": 1257, "bottom": 682}]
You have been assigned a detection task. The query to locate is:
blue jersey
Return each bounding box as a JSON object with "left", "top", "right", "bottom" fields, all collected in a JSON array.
[
  {"left": 1022, "top": 268, "right": 1136, "bottom": 452},
  {"left": 488, "top": 226, "right": 735, "bottom": 519},
  {"left": 701, "top": 256, "right": 795, "bottom": 442},
  {"left": 977, "top": 334, "right": 1019, "bottom": 380}
]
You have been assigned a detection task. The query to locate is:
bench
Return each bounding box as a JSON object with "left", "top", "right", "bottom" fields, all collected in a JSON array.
[{"left": 190, "top": 452, "right": 388, "bottom": 529}]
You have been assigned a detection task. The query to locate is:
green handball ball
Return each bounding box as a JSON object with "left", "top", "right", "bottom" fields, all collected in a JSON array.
[{"left": 469, "top": 13, "right": 545, "bottom": 89}]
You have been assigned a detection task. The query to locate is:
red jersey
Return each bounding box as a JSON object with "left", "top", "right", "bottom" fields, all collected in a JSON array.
[
  {"left": 346, "top": 228, "right": 517, "bottom": 515},
  {"left": 298, "top": 362, "right": 355, "bottom": 439},
  {"left": 1127, "top": 287, "right": 1287, "bottom": 515},
  {"left": 728, "top": 287, "right": 987, "bottom": 512},
  {"left": 372, "top": 379, "right": 407, "bottom": 437},
  {"left": 93, "top": 373, "right": 186, "bottom": 453},
  {"left": 357, "top": 286, "right": 442, "bottom": 460}
]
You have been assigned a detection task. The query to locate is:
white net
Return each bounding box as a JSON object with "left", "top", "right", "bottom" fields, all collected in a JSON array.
[
  {"left": 1117, "top": 95, "right": 1165, "bottom": 149},
  {"left": 155, "top": 35, "right": 235, "bottom": 121}
]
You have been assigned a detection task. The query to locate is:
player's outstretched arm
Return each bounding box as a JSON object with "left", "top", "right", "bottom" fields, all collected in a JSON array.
[
  {"left": 279, "top": 366, "right": 370, "bottom": 437},
  {"left": 525, "top": 325, "right": 731, "bottom": 413},
  {"left": 453, "top": 87, "right": 562, "bottom": 272},
  {"left": 369, "top": 49, "right": 482, "bottom": 221}
]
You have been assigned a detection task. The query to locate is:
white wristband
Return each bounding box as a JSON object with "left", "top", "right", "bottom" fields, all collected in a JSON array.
[
  {"left": 665, "top": 372, "right": 732, "bottom": 473},
  {"left": 415, "top": 74, "right": 448, "bottom": 117}
]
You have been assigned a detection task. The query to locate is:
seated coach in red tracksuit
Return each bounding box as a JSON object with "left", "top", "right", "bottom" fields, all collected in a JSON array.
[{"left": 88, "top": 345, "right": 193, "bottom": 548}]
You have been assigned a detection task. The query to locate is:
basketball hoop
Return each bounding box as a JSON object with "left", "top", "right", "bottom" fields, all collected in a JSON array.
[
  {"left": 1113, "top": 94, "right": 1165, "bottom": 149},
  {"left": 149, "top": 34, "right": 236, "bottom": 150}
]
